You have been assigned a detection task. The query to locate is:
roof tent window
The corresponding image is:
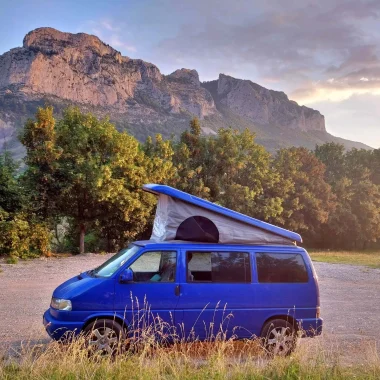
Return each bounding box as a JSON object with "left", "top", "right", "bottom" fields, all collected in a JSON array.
[{"left": 175, "top": 216, "right": 219, "bottom": 243}]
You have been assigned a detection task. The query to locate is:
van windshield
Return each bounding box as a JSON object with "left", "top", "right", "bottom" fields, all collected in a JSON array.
[{"left": 92, "top": 244, "right": 141, "bottom": 277}]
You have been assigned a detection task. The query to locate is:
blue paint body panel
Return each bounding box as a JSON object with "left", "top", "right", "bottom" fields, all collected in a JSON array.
[
  {"left": 43, "top": 241, "right": 322, "bottom": 341},
  {"left": 143, "top": 184, "right": 302, "bottom": 243}
]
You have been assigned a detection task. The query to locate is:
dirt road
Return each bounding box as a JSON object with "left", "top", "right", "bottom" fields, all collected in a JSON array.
[{"left": 1, "top": 254, "right": 379, "bottom": 353}]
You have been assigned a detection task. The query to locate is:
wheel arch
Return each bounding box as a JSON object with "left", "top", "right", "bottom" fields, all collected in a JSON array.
[
  {"left": 260, "top": 314, "right": 298, "bottom": 336},
  {"left": 83, "top": 314, "right": 128, "bottom": 332}
]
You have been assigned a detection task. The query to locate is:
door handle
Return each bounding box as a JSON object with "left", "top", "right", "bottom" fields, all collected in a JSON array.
[{"left": 175, "top": 285, "right": 180, "bottom": 296}]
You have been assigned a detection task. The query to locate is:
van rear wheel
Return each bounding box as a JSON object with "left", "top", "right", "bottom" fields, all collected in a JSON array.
[
  {"left": 84, "top": 319, "right": 125, "bottom": 355},
  {"left": 261, "top": 319, "right": 297, "bottom": 356}
]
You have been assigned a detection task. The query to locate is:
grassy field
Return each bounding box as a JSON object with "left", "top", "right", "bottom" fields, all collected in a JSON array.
[
  {"left": 1, "top": 337, "right": 380, "bottom": 380},
  {"left": 309, "top": 250, "right": 380, "bottom": 268}
]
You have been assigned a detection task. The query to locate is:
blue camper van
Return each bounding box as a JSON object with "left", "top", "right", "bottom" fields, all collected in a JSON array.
[{"left": 43, "top": 184, "right": 322, "bottom": 355}]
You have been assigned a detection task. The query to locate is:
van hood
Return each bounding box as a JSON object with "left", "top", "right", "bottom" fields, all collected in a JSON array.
[
  {"left": 52, "top": 272, "right": 115, "bottom": 311},
  {"left": 53, "top": 272, "right": 90, "bottom": 295}
]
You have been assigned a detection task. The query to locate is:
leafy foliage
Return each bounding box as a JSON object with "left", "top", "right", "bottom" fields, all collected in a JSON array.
[
  {"left": 0, "top": 151, "right": 24, "bottom": 213},
  {"left": 274, "top": 147, "right": 335, "bottom": 245},
  {"left": 316, "top": 143, "right": 380, "bottom": 249},
  {"left": 0, "top": 150, "right": 50, "bottom": 258},
  {"left": 1, "top": 110, "right": 379, "bottom": 256},
  {"left": 173, "top": 122, "right": 284, "bottom": 220},
  {"left": 20, "top": 106, "right": 62, "bottom": 220}
]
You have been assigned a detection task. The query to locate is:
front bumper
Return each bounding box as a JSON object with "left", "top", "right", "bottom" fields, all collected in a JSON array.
[
  {"left": 43, "top": 309, "right": 84, "bottom": 340},
  {"left": 298, "top": 317, "right": 323, "bottom": 337}
]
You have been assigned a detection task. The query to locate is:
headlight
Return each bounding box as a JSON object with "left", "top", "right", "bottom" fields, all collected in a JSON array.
[{"left": 51, "top": 298, "right": 72, "bottom": 311}]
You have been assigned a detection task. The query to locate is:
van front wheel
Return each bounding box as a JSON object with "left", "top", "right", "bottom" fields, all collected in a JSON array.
[
  {"left": 84, "top": 319, "right": 125, "bottom": 355},
  {"left": 261, "top": 319, "right": 297, "bottom": 356}
]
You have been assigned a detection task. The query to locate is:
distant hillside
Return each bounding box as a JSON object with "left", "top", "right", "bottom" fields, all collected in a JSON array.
[{"left": 0, "top": 27, "right": 371, "bottom": 158}]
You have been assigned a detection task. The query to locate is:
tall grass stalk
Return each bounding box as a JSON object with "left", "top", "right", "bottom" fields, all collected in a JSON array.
[
  {"left": 1, "top": 298, "right": 378, "bottom": 379},
  {"left": 1, "top": 332, "right": 379, "bottom": 379}
]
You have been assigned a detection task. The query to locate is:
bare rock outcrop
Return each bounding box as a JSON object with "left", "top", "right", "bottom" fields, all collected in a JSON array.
[
  {"left": 3, "top": 27, "right": 364, "bottom": 155},
  {"left": 165, "top": 69, "right": 216, "bottom": 117},
  {"left": 0, "top": 28, "right": 163, "bottom": 109},
  {"left": 215, "top": 74, "right": 325, "bottom": 132},
  {"left": 0, "top": 28, "right": 215, "bottom": 119}
]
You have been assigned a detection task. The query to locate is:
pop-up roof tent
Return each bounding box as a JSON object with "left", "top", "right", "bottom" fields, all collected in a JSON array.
[{"left": 143, "top": 184, "right": 302, "bottom": 246}]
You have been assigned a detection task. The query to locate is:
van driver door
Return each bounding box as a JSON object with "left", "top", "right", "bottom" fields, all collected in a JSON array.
[{"left": 114, "top": 249, "right": 180, "bottom": 337}]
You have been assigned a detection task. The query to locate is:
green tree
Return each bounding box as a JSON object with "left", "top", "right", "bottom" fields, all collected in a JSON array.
[
  {"left": 174, "top": 121, "right": 285, "bottom": 221},
  {"left": 206, "top": 128, "right": 284, "bottom": 220},
  {"left": 274, "top": 147, "right": 335, "bottom": 244},
  {"left": 21, "top": 107, "right": 158, "bottom": 253},
  {"left": 173, "top": 117, "right": 210, "bottom": 198},
  {"left": 315, "top": 144, "right": 380, "bottom": 249},
  {"left": 371, "top": 149, "right": 380, "bottom": 185},
  {"left": 321, "top": 172, "right": 380, "bottom": 249},
  {"left": 20, "top": 106, "right": 62, "bottom": 220},
  {"left": 344, "top": 148, "right": 373, "bottom": 182},
  {"left": 315, "top": 143, "right": 346, "bottom": 186},
  {"left": 0, "top": 151, "right": 50, "bottom": 258},
  {"left": 143, "top": 133, "right": 177, "bottom": 187},
  {"left": 0, "top": 152, "right": 23, "bottom": 213},
  {"left": 98, "top": 133, "right": 178, "bottom": 249},
  {"left": 0, "top": 211, "right": 50, "bottom": 258}
]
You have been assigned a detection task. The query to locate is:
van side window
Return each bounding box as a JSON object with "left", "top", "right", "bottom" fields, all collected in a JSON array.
[
  {"left": 187, "top": 251, "right": 251, "bottom": 283},
  {"left": 256, "top": 253, "right": 308, "bottom": 283},
  {"left": 129, "top": 251, "right": 177, "bottom": 282}
]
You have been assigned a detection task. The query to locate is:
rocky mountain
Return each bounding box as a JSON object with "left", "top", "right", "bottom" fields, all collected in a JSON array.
[{"left": 0, "top": 27, "right": 370, "bottom": 158}]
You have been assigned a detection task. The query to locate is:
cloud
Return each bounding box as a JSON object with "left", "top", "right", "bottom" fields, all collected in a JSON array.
[
  {"left": 108, "top": 34, "right": 137, "bottom": 52},
  {"left": 73, "top": 1, "right": 380, "bottom": 147},
  {"left": 82, "top": 19, "right": 137, "bottom": 54},
  {"left": 153, "top": 0, "right": 380, "bottom": 98},
  {"left": 100, "top": 20, "right": 120, "bottom": 33},
  {"left": 310, "top": 93, "right": 380, "bottom": 147},
  {"left": 291, "top": 64, "right": 380, "bottom": 104}
]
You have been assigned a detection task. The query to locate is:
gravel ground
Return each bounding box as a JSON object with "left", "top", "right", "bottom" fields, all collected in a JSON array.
[
  {"left": 0, "top": 253, "right": 113, "bottom": 347},
  {"left": 0, "top": 255, "right": 379, "bottom": 358}
]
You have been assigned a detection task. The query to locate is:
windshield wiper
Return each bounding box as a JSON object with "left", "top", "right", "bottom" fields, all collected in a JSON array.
[{"left": 87, "top": 269, "right": 96, "bottom": 277}]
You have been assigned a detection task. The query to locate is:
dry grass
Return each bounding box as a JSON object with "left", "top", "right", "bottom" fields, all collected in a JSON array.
[
  {"left": 1, "top": 335, "right": 379, "bottom": 380},
  {"left": 1, "top": 294, "right": 378, "bottom": 379},
  {"left": 309, "top": 250, "right": 380, "bottom": 268}
]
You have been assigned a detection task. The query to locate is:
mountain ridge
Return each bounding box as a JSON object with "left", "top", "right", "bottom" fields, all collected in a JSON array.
[{"left": 0, "top": 27, "right": 371, "bottom": 157}]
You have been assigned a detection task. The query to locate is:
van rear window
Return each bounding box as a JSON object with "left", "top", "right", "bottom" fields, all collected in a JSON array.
[{"left": 256, "top": 253, "right": 308, "bottom": 283}]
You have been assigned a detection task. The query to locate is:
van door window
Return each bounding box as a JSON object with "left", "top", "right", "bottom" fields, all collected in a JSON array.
[
  {"left": 187, "top": 251, "right": 251, "bottom": 283},
  {"left": 256, "top": 253, "right": 308, "bottom": 283},
  {"left": 129, "top": 251, "right": 177, "bottom": 282}
]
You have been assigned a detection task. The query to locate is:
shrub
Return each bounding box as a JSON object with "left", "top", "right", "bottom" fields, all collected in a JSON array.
[
  {"left": 6, "top": 256, "right": 18, "bottom": 264},
  {"left": 0, "top": 210, "right": 51, "bottom": 258}
]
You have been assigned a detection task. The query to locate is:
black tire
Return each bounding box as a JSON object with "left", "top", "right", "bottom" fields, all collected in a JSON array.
[
  {"left": 261, "top": 319, "right": 297, "bottom": 356},
  {"left": 83, "top": 319, "right": 125, "bottom": 355}
]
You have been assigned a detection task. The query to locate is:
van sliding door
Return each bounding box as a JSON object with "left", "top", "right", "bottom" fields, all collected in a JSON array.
[{"left": 175, "top": 250, "right": 256, "bottom": 340}]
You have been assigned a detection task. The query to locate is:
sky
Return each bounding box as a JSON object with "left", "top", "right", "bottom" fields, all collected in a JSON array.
[{"left": 0, "top": 0, "right": 379, "bottom": 147}]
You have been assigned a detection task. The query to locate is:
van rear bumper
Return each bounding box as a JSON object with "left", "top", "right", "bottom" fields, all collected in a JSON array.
[
  {"left": 298, "top": 317, "right": 323, "bottom": 337},
  {"left": 43, "top": 309, "right": 84, "bottom": 340}
]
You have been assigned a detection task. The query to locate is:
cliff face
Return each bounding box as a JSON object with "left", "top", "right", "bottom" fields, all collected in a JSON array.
[
  {"left": 0, "top": 28, "right": 215, "bottom": 119},
  {"left": 214, "top": 74, "right": 325, "bottom": 132},
  {"left": 0, "top": 27, "right": 369, "bottom": 156}
]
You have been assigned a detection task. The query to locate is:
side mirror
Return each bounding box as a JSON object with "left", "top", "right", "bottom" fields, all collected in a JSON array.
[{"left": 119, "top": 268, "right": 133, "bottom": 283}]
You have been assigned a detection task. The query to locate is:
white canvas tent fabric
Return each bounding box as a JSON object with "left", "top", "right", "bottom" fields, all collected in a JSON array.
[{"left": 151, "top": 194, "right": 295, "bottom": 245}]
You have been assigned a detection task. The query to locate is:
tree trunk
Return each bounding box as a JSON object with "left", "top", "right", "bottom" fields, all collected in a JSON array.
[
  {"left": 107, "top": 229, "right": 111, "bottom": 253},
  {"left": 79, "top": 223, "right": 85, "bottom": 254},
  {"left": 54, "top": 223, "right": 61, "bottom": 245}
]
